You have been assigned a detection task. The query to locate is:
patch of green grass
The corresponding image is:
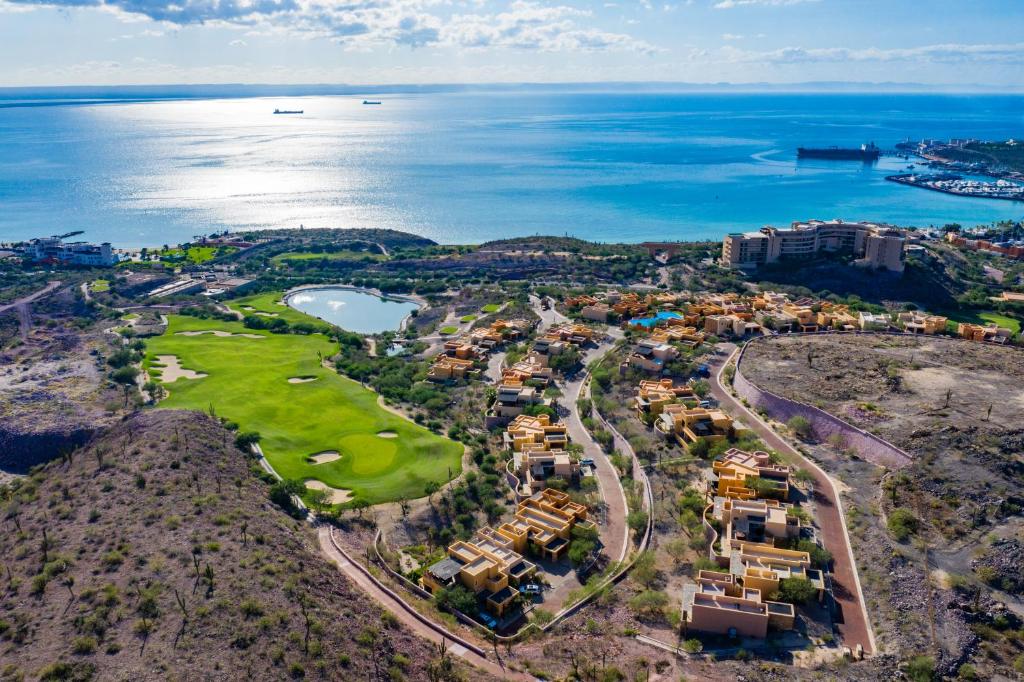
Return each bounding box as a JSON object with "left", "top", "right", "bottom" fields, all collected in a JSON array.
[
  {"left": 226, "top": 291, "right": 330, "bottom": 329},
  {"left": 159, "top": 246, "right": 223, "bottom": 265},
  {"left": 939, "top": 309, "right": 1020, "bottom": 336},
  {"left": 439, "top": 326, "right": 459, "bottom": 335},
  {"left": 271, "top": 250, "right": 387, "bottom": 265},
  {"left": 481, "top": 303, "right": 504, "bottom": 314},
  {"left": 90, "top": 279, "right": 110, "bottom": 292},
  {"left": 120, "top": 313, "right": 139, "bottom": 321},
  {"left": 459, "top": 314, "right": 477, "bottom": 323},
  {"left": 146, "top": 315, "right": 462, "bottom": 505}
]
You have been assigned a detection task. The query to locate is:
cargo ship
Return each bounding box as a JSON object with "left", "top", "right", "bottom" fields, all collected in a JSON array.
[
  {"left": 797, "top": 142, "right": 880, "bottom": 161},
  {"left": 273, "top": 109, "right": 304, "bottom": 114},
  {"left": 362, "top": 100, "right": 382, "bottom": 105}
]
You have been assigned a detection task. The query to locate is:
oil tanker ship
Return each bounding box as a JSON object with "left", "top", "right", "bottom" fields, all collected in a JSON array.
[{"left": 797, "top": 142, "right": 880, "bottom": 161}]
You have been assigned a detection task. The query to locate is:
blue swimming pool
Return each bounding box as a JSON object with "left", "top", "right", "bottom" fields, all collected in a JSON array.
[{"left": 629, "top": 311, "right": 682, "bottom": 328}]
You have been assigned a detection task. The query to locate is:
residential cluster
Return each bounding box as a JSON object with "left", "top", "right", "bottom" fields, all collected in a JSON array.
[
  {"left": 721, "top": 219, "right": 906, "bottom": 272},
  {"left": 504, "top": 413, "right": 580, "bottom": 495},
  {"left": 682, "top": 448, "right": 825, "bottom": 638},
  {"left": 421, "top": 488, "right": 595, "bottom": 618},
  {"left": 945, "top": 230, "right": 1024, "bottom": 261},
  {"left": 484, "top": 321, "right": 598, "bottom": 426},
  {"left": 427, "top": 318, "right": 531, "bottom": 382}
]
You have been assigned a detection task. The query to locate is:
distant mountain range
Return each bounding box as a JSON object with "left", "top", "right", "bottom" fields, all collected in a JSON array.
[{"left": 0, "top": 80, "right": 1021, "bottom": 104}]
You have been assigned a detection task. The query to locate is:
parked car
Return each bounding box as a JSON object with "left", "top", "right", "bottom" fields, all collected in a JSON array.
[
  {"left": 697, "top": 364, "right": 711, "bottom": 377},
  {"left": 520, "top": 584, "right": 542, "bottom": 595},
  {"left": 580, "top": 458, "right": 595, "bottom": 467}
]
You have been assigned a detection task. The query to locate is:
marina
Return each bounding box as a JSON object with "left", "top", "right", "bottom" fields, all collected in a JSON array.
[{"left": 886, "top": 173, "right": 1024, "bottom": 202}]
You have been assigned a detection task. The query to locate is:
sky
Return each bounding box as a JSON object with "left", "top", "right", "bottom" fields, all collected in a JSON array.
[{"left": 1, "top": 0, "right": 1023, "bottom": 87}]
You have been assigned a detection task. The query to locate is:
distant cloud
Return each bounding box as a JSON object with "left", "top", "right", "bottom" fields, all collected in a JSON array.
[
  {"left": 4, "top": 0, "right": 655, "bottom": 53},
  {"left": 714, "top": 0, "right": 818, "bottom": 8},
  {"left": 229, "top": 38, "right": 247, "bottom": 46},
  {"left": 721, "top": 32, "right": 743, "bottom": 40}
]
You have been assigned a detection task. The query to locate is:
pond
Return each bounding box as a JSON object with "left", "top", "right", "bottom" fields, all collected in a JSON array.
[{"left": 285, "top": 287, "right": 419, "bottom": 334}]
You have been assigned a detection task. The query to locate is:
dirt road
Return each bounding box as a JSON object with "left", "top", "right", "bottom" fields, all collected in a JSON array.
[{"left": 709, "top": 343, "right": 876, "bottom": 655}]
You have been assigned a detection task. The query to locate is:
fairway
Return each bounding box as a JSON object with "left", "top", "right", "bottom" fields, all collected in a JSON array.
[
  {"left": 146, "top": 314, "right": 463, "bottom": 505},
  {"left": 227, "top": 291, "right": 332, "bottom": 330}
]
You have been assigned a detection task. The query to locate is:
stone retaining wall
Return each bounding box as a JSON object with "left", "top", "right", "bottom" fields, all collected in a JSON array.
[{"left": 734, "top": 334, "right": 913, "bottom": 470}]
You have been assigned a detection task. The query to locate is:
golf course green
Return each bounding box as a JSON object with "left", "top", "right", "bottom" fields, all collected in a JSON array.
[{"left": 146, "top": 314, "right": 463, "bottom": 505}]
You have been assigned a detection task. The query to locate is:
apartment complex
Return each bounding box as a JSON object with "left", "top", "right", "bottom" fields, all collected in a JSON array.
[
  {"left": 421, "top": 489, "right": 594, "bottom": 618},
  {"left": 504, "top": 414, "right": 577, "bottom": 492},
  {"left": 634, "top": 379, "right": 696, "bottom": 418},
  {"left": 712, "top": 448, "right": 790, "bottom": 501},
  {"left": 24, "top": 236, "right": 120, "bottom": 267},
  {"left": 628, "top": 338, "right": 680, "bottom": 374},
  {"left": 722, "top": 220, "right": 906, "bottom": 272},
  {"left": 958, "top": 322, "right": 1014, "bottom": 344},
  {"left": 656, "top": 405, "right": 738, "bottom": 447},
  {"left": 427, "top": 355, "right": 476, "bottom": 382},
  {"left": 682, "top": 448, "right": 824, "bottom": 638}
]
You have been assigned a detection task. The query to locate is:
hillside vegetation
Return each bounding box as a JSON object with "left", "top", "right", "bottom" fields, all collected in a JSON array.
[{"left": 0, "top": 411, "right": 466, "bottom": 681}]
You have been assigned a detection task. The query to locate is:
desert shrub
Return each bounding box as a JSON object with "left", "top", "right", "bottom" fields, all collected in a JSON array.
[{"left": 887, "top": 507, "right": 919, "bottom": 541}]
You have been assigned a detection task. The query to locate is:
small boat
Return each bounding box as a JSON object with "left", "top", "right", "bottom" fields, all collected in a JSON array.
[
  {"left": 273, "top": 109, "right": 303, "bottom": 114},
  {"left": 362, "top": 100, "right": 382, "bottom": 105}
]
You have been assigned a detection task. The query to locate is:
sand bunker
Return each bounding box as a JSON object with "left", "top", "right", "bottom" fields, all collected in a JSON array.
[
  {"left": 304, "top": 480, "right": 352, "bottom": 505},
  {"left": 153, "top": 355, "right": 207, "bottom": 382},
  {"left": 288, "top": 376, "right": 318, "bottom": 384},
  {"left": 176, "top": 330, "right": 265, "bottom": 339},
  {"left": 308, "top": 451, "right": 341, "bottom": 465},
  {"left": 253, "top": 312, "right": 278, "bottom": 317},
  {"left": 240, "top": 306, "right": 255, "bottom": 311},
  {"left": 377, "top": 431, "right": 398, "bottom": 439}
]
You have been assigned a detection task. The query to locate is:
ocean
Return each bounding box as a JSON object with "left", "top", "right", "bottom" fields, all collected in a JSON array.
[{"left": 0, "top": 91, "right": 1022, "bottom": 248}]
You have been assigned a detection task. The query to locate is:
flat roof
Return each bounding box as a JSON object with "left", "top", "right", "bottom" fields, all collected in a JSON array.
[{"left": 427, "top": 557, "right": 464, "bottom": 582}]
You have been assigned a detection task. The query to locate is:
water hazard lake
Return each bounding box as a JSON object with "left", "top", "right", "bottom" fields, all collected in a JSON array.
[{"left": 286, "top": 288, "right": 418, "bottom": 334}]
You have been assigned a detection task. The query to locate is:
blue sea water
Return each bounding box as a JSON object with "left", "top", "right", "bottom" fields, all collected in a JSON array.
[{"left": 0, "top": 91, "right": 1022, "bottom": 248}]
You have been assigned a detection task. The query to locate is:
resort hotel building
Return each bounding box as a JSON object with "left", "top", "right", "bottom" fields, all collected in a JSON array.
[{"left": 721, "top": 219, "right": 906, "bottom": 272}]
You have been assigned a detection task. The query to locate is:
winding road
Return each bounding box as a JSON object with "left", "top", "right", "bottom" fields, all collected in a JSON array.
[
  {"left": 708, "top": 342, "right": 876, "bottom": 655},
  {"left": 562, "top": 332, "right": 630, "bottom": 565}
]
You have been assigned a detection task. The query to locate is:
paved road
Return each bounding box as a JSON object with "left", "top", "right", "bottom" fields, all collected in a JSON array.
[
  {"left": 319, "top": 527, "right": 531, "bottom": 681},
  {"left": 0, "top": 280, "right": 61, "bottom": 314},
  {"left": 485, "top": 350, "right": 506, "bottom": 384},
  {"left": 528, "top": 294, "right": 567, "bottom": 332},
  {"left": 562, "top": 332, "right": 629, "bottom": 565},
  {"left": 708, "top": 342, "right": 875, "bottom": 655}
]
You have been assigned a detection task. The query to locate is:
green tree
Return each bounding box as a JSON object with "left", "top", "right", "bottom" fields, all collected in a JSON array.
[
  {"left": 778, "top": 577, "right": 817, "bottom": 605},
  {"left": 690, "top": 380, "right": 710, "bottom": 398},
  {"left": 786, "top": 416, "right": 812, "bottom": 440},
  {"left": 111, "top": 365, "right": 140, "bottom": 406},
  {"left": 435, "top": 585, "right": 478, "bottom": 615}
]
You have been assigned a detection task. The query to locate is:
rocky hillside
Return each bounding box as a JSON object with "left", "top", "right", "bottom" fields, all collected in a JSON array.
[{"left": 0, "top": 411, "right": 467, "bottom": 681}]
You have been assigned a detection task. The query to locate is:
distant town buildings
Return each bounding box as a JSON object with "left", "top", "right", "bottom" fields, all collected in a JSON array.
[
  {"left": 721, "top": 219, "right": 906, "bottom": 273},
  {"left": 22, "top": 236, "right": 120, "bottom": 267}
]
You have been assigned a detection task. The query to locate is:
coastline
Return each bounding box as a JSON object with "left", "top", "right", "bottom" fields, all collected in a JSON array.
[{"left": 885, "top": 174, "right": 1024, "bottom": 202}]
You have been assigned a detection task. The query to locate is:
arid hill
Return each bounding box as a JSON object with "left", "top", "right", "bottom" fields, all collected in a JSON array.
[{"left": 0, "top": 410, "right": 470, "bottom": 681}]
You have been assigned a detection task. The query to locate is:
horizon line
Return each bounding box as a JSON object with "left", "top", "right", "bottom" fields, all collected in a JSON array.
[{"left": 2, "top": 80, "right": 1023, "bottom": 95}]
